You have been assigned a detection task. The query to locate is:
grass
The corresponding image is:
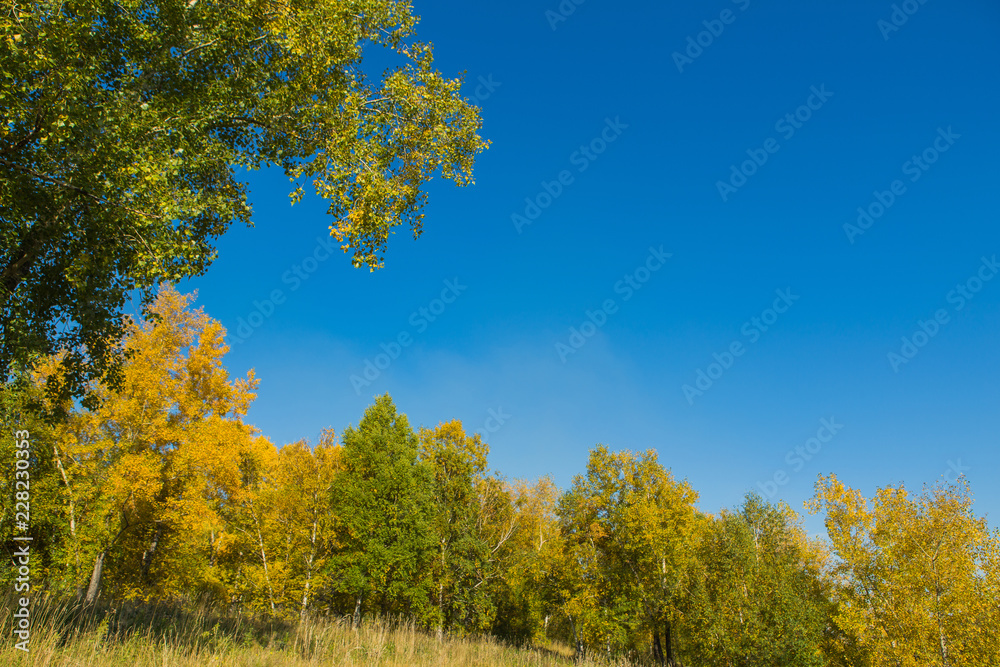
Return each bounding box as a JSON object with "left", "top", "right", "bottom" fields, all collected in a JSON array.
[{"left": 0, "top": 595, "right": 640, "bottom": 666}]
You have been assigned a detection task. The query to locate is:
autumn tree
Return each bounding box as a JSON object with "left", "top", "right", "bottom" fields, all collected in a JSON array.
[
  {"left": 0, "top": 368, "right": 64, "bottom": 592},
  {"left": 0, "top": 0, "right": 488, "bottom": 398},
  {"left": 328, "top": 394, "right": 434, "bottom": 625},
  {"left": 224, "top": 433, "right": 341, "bottom": 618},
  {"left": 489, "top": 476, "right": 564, "bottom": 645},
  {"left": 556, "top": 446, "right": 703, "bottom": 665},
  {"left": 44, "top": 285, "right": 265, "bottom": 603},
  {"left": 276, "top": 434, "right": 341, "bottom": 620},
  {"left": 810, "top": 474, "right": 1000, "bottom": 667}
]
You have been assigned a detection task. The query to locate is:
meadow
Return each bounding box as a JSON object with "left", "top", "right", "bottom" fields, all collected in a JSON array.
[{"left": 0, "top": 595, "right": 639, "bottom": 667}]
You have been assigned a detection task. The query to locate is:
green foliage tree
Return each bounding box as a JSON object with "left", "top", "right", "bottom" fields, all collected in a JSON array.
[
  {"left": 419, "top": 420, "right": 494, "bottom": 636},
  {"left": 329, "top": 394, "right": 434, "bottom": 625},
  {"left": 679, "top": 494, "right": 832, "bottom": 667},
  {"left": 0, "top": 369, "right": 63, "bottom": 592},
  {"left": 0, "top": 0, "right": 487, "bottom": 398}
]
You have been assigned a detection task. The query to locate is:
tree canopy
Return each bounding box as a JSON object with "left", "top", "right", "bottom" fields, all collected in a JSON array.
[
  {"left": 1, "top": 287, "right": 997, "bottom": 666},
  {"left": 0, "top": 0, "right": 487, "bottom": 397}
]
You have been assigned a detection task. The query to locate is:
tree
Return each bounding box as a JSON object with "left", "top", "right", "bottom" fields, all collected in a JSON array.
[
  {"left": 44, "top": 285, "right": 264, "bottom": 603},
  {"left": 328, "top": 394, "right": 434, "bottom": 625},
  {"left": 489, "top": 476, "right": 563, "bottom": 645},
  {"left": 419, "top": 420, "right": 492, "bottom": 636},
  {"left": 679, "top": 494, "right": 833, "bottom": 667},
  {"left": 556, "top": 446, "right": 703, "bottom": 665},
  {"left": 0, "top": 0, "right": 488, "bottom": 397},
  {"left": 0, "top": 366, "right": 64, "bottom": 593},
  {"left": 225, "top": 432, "right": 341, "bottom": 618},
  {"left": 809, "top": 474, "right": 1000, "bottom": 667},
  {"left": 276, "top": 434, "right": 341, "bottom": 620}
]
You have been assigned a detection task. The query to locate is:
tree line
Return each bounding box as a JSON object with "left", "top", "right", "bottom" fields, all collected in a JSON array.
[{"left": 1, "top": 286, "right": 998, "bottom": 667}]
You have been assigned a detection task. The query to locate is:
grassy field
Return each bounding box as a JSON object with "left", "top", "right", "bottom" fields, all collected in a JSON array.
[{"left": 0, "top": 596, "right": 639, "bottom": 666}]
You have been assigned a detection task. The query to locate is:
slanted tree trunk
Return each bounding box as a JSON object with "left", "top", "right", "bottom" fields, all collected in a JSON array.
[
  {"left": 53, "top": 444, "right": 82, "bottom": 598},
  {"left": 246, "top": 501, "right": 276, "bottom": 612},
  {"left": 85, "top": 512, "right": 130, "bottom": 604},
  {"left": 84, "top": 550, "right": 106, "bottom": 604},
  {"left": 140, "top": 523, "right": 163, "bottom": 582}
]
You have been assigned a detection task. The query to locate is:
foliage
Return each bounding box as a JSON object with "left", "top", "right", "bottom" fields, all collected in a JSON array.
[
  {"left": 810, "top": 474, "right": 1000, "bottom": 667},
  {"left": 1, "top": 288, "right": 997, "bottom": 665},
  {"left": 0, "top": 0, "right": 488, "bottom": 398},
  {"left": 679, "top": 495, "right": 833, "bottom": 667},
  {"left": 37, "top": 285, "right": 265, "bottom": 603},
  {"left": 328, "top": 394, "right": 435, "bottom": 623},
  {"left": 555, "top": 446, "right": 702, "bottom": 665},
  {"left": 419, "top": 420, "right": 496, "bottom": 635}
]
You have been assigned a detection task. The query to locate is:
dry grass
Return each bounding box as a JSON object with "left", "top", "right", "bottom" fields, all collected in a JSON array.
[{"left": 0, "top": 595, "right": 640, "bottom": 666}]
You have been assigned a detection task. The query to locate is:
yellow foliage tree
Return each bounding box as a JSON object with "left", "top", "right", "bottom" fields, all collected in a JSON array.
[
  {"left": 48, "top": 285, "right": 265, "bottom": 603},
  {"left": 809, "top": 474, "right": 1000, "bottom": 667}
]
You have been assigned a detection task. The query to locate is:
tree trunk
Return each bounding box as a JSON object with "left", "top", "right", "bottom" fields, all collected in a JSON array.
[
  {"left": 664, "top": 620, "right": 675, "bottom": 667},
  {"left": 352, "top": 592, "right": 363, "bottom": 629},
  {"left": 436, "top": 581, "right": 445, "bottom": 641},
  {"left": 258, "top": 529, "right": 275, "bottom": 612},
  {"left": 653, "top": 628, "right": 665, "bottom": 666},
  {"left": 300, "top": 515, "right": 320, "bottom": 621},
  {"left": 935, "top": 583, "right": 949, "bottom": 667},
  {"left": 248, "top": 502, "right": 276, "bottom": 612},
  {"left": 84, "top": 550, "right": 106, "bottom": 604},
  {"left": 140, "top": 523, "right": 163, "bottom": 582},
  {"left": 300, "top": 547, "right": 316, "bottom": 621},
  {"left": 569, "top": 615, "right": 584, "bottom": 661},
  {"left": 84, "top": 511, "right": 131, "bottom": 604},
  {"left": 53, "top": 444, "right": 83, "bottom": 599}
]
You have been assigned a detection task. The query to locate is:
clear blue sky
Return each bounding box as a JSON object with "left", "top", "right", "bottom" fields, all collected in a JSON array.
[{"left": 183, "top": 0, "right": 1000, "bottom": 535}]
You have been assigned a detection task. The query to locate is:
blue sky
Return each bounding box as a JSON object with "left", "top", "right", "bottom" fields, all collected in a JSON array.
[{"left": 182, "top": 0, "right": 1000, "bottom": 535}]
